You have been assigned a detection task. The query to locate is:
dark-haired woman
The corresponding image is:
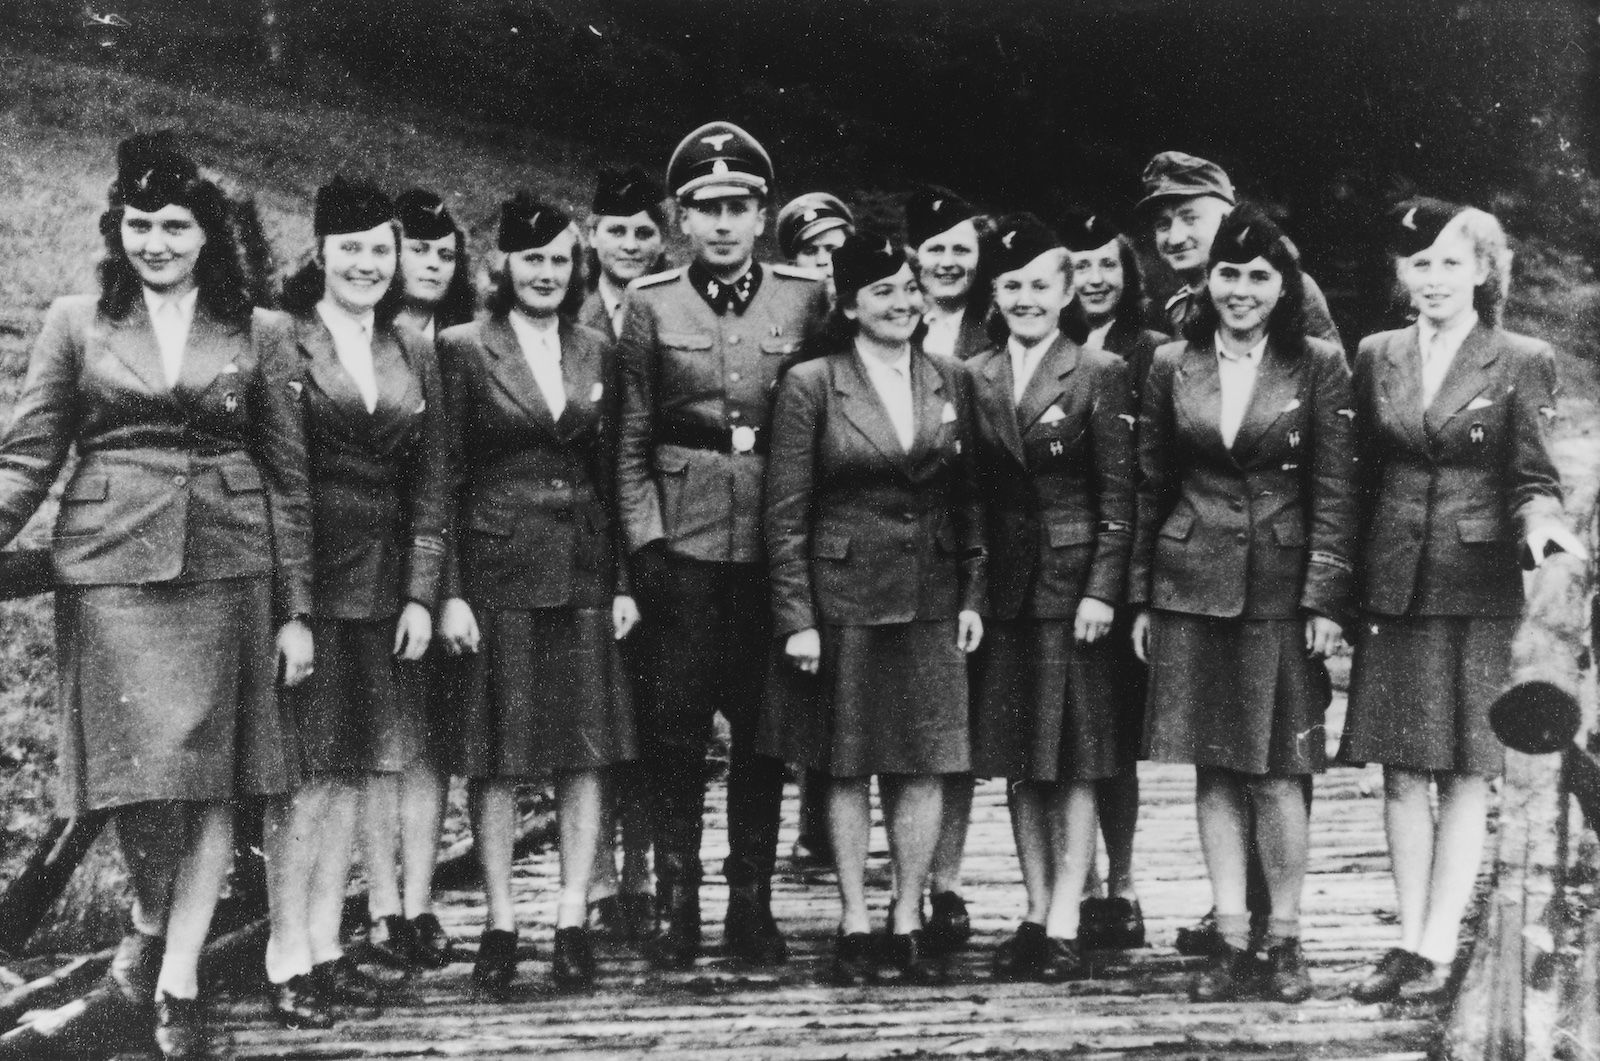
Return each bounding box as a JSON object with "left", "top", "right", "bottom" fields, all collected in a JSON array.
[
  {"left": 438, "top": 194, "right": 638, "bottom": 992},
  {"left": 1058, "top": 212, "right": 1170, "bottom": 952},
  {"left": 581, "top": 166, "right": 667, "bottom": 341},
  {"left": 268, "top": 176, "right": 450, "bottom": 1025},
  {"left": 765, "top": 232, "right": 984, "bottom": 985},
  {"left": 0, "top": 132, "right": 311, "bottom": 1059},
  {"left": 359, "top": 187, "right": 476, "bottom": 971},
  {"left": 1129, "top": 205, "right": 1356, "bottom": 1003},
  {"left": 1342, "top": 201, "right": 1579, "bottom": 1002},
  {"left": 968, "top": 215, "right": 1134, "bottom": 981}
]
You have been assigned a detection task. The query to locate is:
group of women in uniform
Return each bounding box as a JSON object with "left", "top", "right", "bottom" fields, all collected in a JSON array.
[{"left": 0, "top": 128, "right": 1579, "bottom": 1059}]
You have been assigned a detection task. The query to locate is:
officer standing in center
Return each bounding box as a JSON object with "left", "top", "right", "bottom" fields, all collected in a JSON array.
[{"left": 616, "top": 121, "right": 829, "bottom": 969}]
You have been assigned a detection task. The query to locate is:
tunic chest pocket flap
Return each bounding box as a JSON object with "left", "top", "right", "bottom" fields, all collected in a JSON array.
[
  {"left": 1159, "top": 508, "right": 1195, "bottom": 541},
  {"left": 220, "top": 464, "right": 264, "bottom": 494},
  {"left": 760, "top": 338, "right": 800, "bottom": 356},
  {"left": 1457, "top": 518, "right": 1510, "bottom": 544},
  {"left": 63, "top": 472, "right": 110, "bottom": 504},
  {"left": 812, "top": 531, "right": 851, "bottom": 560},
  {"left": 660, "top": 333, "right": 713, "bottom": 353},
  {"left": 1047, "top": 522, "right": 1095, "bottom": 548}
]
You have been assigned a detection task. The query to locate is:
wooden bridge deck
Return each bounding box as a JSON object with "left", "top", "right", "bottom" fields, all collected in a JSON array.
[{"left": 219, "top": 696, "right": 1448, "bottom": 1061}]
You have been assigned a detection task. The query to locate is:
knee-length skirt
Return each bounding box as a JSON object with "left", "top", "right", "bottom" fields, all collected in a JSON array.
[
  {"left": 1144, "top": 611, "right": 1330, "bottom": 776},
  {"left": 451, "top": 606, "right": 636, "bottom": 779},
  {"left": 764, "top": 619, "right": 970, "bottom": 779},
  {"left": 1339, "top": 614, "right": 1515, "bottom": 776},
  {"left": 56, "top": 576, "right": 295, "bottom": 811},
  {"left": 290, "top": 616, "right": 429, "bottom": 776},
  {"left": 970, "top": 617, "right": 1130, "bottom": 782}
]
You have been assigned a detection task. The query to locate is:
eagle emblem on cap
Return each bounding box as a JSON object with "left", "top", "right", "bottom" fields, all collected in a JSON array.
[
  {"left": 424, "top": 201, "right": 445, "bottom": 217},
  {"left": 931, "top": 199, "right": 943, "bottom": 211},
  {"left": 702, "top": 132, "right": 734, "bottom": 151},
  {"left": 1002, "top": 230, "right": 1016, "bottom": 248},
  {"left": 528, "top": 210, "right": 541, "bottom": 229},
  {"left": 137, "top": 169, "right": 155, "bottom": 191},
  {"left": 881, "top": 238, "right": 893, "bottom": 255},
  {"left": 802, "top": 208, "right": 818, "bottom": 222},
  {"left": 1086, "top": 215, "right": 1096, "bottom": 230},
  {"left": 1402, "top": 207, "right": 1418, "bottom": 230},
  {"left": 1236, "top": 225, "right": 1251, "bottom": 243}
]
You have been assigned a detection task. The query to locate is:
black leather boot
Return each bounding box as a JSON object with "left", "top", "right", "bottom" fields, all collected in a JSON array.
[
  {"left": 645, "top": 853, "right": 701, "bottom": 970},
  {"left": 723, "top": 872, "right": 787, "bottom": 965}
]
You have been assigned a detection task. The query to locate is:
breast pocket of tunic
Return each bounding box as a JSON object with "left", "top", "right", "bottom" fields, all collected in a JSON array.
[
  {"left": 54, "top": 472, "right": 112, "bottom": 541},
  {"left": 658, "top": 333, "right": 715, "bottom": 391}
]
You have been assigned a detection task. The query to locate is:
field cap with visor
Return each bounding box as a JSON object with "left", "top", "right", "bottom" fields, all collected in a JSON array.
[
  {"left": 666, "top": 121, "right": 773, "bottom": 203},
  {"left": 1136, "top": 151, "right": 1237, "bottom": 215}
]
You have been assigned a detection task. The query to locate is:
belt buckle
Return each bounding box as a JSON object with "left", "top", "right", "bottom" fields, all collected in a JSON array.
[{"left": 731, "top": 425, "right": 757, "bottom": 453}]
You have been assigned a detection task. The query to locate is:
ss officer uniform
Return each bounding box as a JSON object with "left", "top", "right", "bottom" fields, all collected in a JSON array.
[{"left": 615, "top": 121, "right": 829, "bottom": 967}]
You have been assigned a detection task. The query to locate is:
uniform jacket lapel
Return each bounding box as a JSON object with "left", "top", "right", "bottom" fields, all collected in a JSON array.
[
  {"left": 554, "top": 318, "right": 600, "bottom": 439},
  {"left": 297, "top": 314, "right": 368, "bottom": 439},
  {"left": 1230, "top": 340, "right": 1303, "bottom": 460},
  {"left": 1380, "top": 326, "right": 1429, "bottom": 452},
  {"left": 104, "top": 301, "right": 170, "bottom": 396},
  {"left": 977, "top": 350, "right": 1025, "bottom": 466},
  {"left": 835, "top": 351, "right": 911, "bottom": 472},
  {"left": 1425, "top": 322, "right": 1498, "bottom": 436},
  {"left": 481, "top": 315, "right": 561, "bottom": 439},
  {"left": 1016, "top": 334, "right": 1080, "bottom": 433},
  {"left": 906, "top": 351, "right": 948, "bottom": 477},
  {"left": 1172, "top": 341, "right": 1230, "bottom": 462},
  {"left": 369, "top": 327, "right": 425, "bottom": 453},
  {"left": 172, "top": 306, "right": 245, "bottom": 417}
]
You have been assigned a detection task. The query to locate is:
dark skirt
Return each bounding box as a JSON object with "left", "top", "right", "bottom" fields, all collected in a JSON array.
[
  {"left": 1107, "top": 606, "right": 1150, "bottom": 768},
  {"left": 1144, "top": 611, "right": 1330, "bottom": 776},
  {"left": 765, "top": 619, "right": 970, "bottom": 779},
  {"left": 1339, "top": 614, "right": 1516, "bottom": 775},
  {"left": 56, "top": 576, "right": 295, "bottom": 811},
  {"left": 971, "top": 618, "right": 1128, "bottom": 782},
  {"left": 452, "top": 607, "right": 636, "bottom": 779},
  {"left": 290, "top": 616, "right": 429, "bottom": 776}
]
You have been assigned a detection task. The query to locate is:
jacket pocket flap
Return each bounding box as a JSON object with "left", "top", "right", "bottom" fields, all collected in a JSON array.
[
  {"left": 63, "top": 473, "right": 109, "bottom": 502},
  {"left": 470, "top": 512, "right": 515, "bottom": 537},
  {"left": 812, "top": 532, "right": 850, "bottom": 559},
  {"left": 660, "top": 332, "right": 713, "bottom": 351},
  {"left": 1158, "top": 509, "right": 1195, "bottom": 541},
  {"left": 1047, "top": 522, "right": 1095, "bottom": 548},
  {"left": 220, "top": 463, "right": 265, "bottom": 494},
  {"left": 1273, "top": 521, "right": 1306, "bottom": 546},
  {"left": 653, "top": 450, "right": 691, "bottom": 474},
  {"left": 759, "top": 338, "right": 801, "bottom": 356},
  {"left": 1458, "top": 518, "right": 1509, "bottom": 543}
]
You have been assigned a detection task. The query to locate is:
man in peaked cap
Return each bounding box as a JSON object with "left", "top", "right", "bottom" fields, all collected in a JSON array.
[
  {"left": 1137, "top": 151, "right": 1342, "bottom": 352},
  {"left": 615, "top": 120, "right": 828, "bottom": 970}
]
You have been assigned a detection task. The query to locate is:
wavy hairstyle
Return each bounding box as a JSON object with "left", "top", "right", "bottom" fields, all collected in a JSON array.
[
  {"left": 485, "top": 225, "right": 587, "bottom": 319},
  {"left": 96, "top": 178, "right": 257, "bottom": 324},
  {"left": 981, "top": 247, "right": 1091, "bottom": 347},
  {"left": 1182, "top": 220, "right": 1309, "bottom": 355},
  {"left": 1066, "top": 233, "right": 1149, "bottom": 337},
  {"left": 403, "top": 228, "right": 478, "bottom": 329},
  {"left": 277, "top": 220, "right": 407, "bottom": 325},
  {"left": 1396, "top": 207, "right": 1512, "bottom": 328}
]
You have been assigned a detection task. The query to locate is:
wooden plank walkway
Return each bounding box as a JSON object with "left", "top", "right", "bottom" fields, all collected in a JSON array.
[{"left": 218, "top": 695, "right": 1447, "bottom": 1060}]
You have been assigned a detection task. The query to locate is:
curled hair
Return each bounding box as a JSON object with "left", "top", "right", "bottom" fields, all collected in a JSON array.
[
  {"left": 1395, "top": 207, "right": 1511, "bottom": 327},
  {"left": 981, "top": 247, "right": 1089, "bottom": 347},
  {"left": 1064, "top": 234, "right": 1149, "bottom": 337},
  {"left": 278, "top": 220, "right": 406, "bottom": 325},
  {"left": 401, "top": 228, "right": 478, "bottom": 329},
  {"left": 1183, "top": 232, "right": 1309, "bottom": 355},
  {"left": 96, "top": 178, "right": 256, "bottom": 323},
  {"left": 485, "top": 226, "right": 587, "bottom": 319}
]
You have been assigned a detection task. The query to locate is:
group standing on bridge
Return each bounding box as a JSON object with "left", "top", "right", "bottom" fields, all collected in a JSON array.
[{"left": 0, "top": 122, "right": 1583, "bottom": 1061}]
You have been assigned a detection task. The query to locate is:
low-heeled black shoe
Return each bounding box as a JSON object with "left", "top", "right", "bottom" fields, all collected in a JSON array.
[
  {"left": 620, "top": 892, "right": 658, "bottom": 943},
  {"left": 881, "top": 930, "right": 940, "bottom": 985},
  {"left": 1175, "top": 908, "right": 1226, "bottom": 957},
  {"left": 1264, "top": 937, "right": 1312, "bottom": 1002},
  {"left": 410, "top": 913, "right": 462, "bottom": 968},
  {"left": 827, "top": 931, "right": 877, "bottom": 986},
  {"left": 154, "top": 993, "right": 209, "bottom": 1060},
  {"left": 1076, "top": 897, "right": 1110, "bottom": 950},
  {"left": 312, "top": 954, "right": 398, "bottom": 1007},
  {"left": 108, "top": 930, "right": 166, "bottom": 1007},
  {"left": 471, "top": 928, "right": 520, "bottom": 999},
  {"left": 270, "top": 974, "right": 335, "bottom": 1030},
  {"left": 551, "top": 926, "right": 596, "bottom": 988},
  {"left": 992, "top": 922, "right": 1049, "bottom": 981},
  {"left": 1351, "top": 947, "right": 1434, "bottom": 1003},
  {"left": 1038, "top": 936, "right": 1087, "bottom": 983},
  {"left": 724, "top": 884, "right": 789, "bottom": 965},
  {"left": 1189, "top": 942, "right": 1260, "bottom": 1002},
  {"left": 365, "top": 914, "right": 419, "bottom": 969},
  {"left": 587, "top": 895, "right": 626, "bottom": 942},
  {"left": 922, "top": 891, "right": 972, "bottom": 957},
  {"left": 1096, "top": 898, "right": 1146, "bottom": 950}
]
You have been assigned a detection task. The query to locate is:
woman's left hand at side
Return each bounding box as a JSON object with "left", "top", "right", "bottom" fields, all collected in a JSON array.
[
  {"left": 613, "top": 595, "right": 641, "bottom": 640},
  {"left": 1524, "top": 522, "right": 1590, "bottom": 567},
  {"left": 1304, "top": 614, "right": 1343, "bottom": 658},
  {"left": 277, "top": 618, "right": 315, "bottom": 687},
  {"left": 393, "top": 601, "right": 433, "bottom": 661},
  {"left": 957, "top": 609, "right": 984, "bottom": 653},
  {"left": 1074, "top": 597, "right": 1115, "bottom": 645}
]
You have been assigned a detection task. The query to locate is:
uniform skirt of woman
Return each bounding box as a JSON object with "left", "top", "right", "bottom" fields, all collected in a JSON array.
[
  {"left": 1339, "top": 614, "right": 1515, "bottom": 776},
  {"left": 1144, "top": 612, "right": 1331, "bottom": 776},
  {"left": 767, "top": 618, "right": 970, "bottom": 779},
  {"left": 56, "top": 575, "right": 295, "bottom": 811},
  {"left": 291, "top": 616, "right": 429, "bottom": 776},
  {"left": 451, "top": 606, "right": 636, "bottom": 779},
  {"left": 971, "top": 617, "right": 1126, "bottom": 782}
]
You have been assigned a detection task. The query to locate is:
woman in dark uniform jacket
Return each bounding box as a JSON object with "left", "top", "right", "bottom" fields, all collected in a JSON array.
[
  {"left": 1129, "top": 205, "right": 1356, "bottom": 1004},
  {"left": 967, "top": 215, "right": 1134, "bottom": 982},
  {"left": 360, "top": 187, "right": 475, "bottom": 970},
  {"left": 1343, "top": 201, "right": 1576, "bottom": 1002},
  {"left": 0, "top": 132, "right": 312, "bottom": 1059},
  {"left": 1058, "top": 211, "right": 1170, "bottom": 952},
  {"left": 437, "top": 193, "right": 639, "bottom": 992},
  {"left": 268, "top": 177, "right": 450, "bottom": 1026},
  {"left": 765, "top": 233, "right": 985, "bottom": 985}
]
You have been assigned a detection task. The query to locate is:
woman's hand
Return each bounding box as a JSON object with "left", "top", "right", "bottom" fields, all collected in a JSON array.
[
  {"left": 1074, "top": 598, "right": 1115, "bottom": 645},
  {"left": 957, "top": 610, "right": 983, "bottom": 653},
  {"left": 786, "top": 628, "right": 821, "bottom": 674},
  {"left": 393, "top": 601, "right": 433, "bottom": 661},
  {"left": 1304, "top": 614, "right": 1343, "bottom": 658},
  {"left": 613, "top": 595, "right": 641, "bottom": 640},
  {"left": 1131, "top": 610, "right": 1151, "bottom": 664},
  {"left": 277, "top": 618, "right": 315, "bottom": 687},
  {"left": 1525, "top": 522, "right": 1590, "bottom": 567},
  {"left": 437, "top": 597, "right": 480, "bottom": 655}
]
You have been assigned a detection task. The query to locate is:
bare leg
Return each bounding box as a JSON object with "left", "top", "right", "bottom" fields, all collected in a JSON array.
[
  {"left": 556, "top": 770, "right": 607, "bottom": 930},
  {"left": 1195, "top": 767, "right": 1251, "bottom": 919},
  {"left": 1008, "top": 782, "right": 1052, "bottom": 925},
  {"left": 880, "top": 774, "right": 944, "bottom": 934},
  {"left": 400, "top": 763, "right": 448, "bottom": 919},
  {"left": 470, "top": 778, "right": 518, "bottom": 933},
  {"left": 828, "top": 777, "right": 872, "bottom": 934},
  {"left": 308, "top": 777, "right": 361, "bottom": 965},
  {"left": 263, "top": 785, "right": 328, "bottom": 983},
  {"left": 928, "top": 773, "right": 972, "bottom": 897},
  {"left": 1382, "top": 767, "right": 1435, "bottom": 955},
  {"left": 1043, "top": 781, "right": 1098, "bottom": 940},
  {"left": 1416, "top": 773, "right": 1489, "bottom": 965},
  {"left": 155, "top": 802, "right": 233, "bottom": 999},
  {"left": 1247, "top": 775, "right": 1309, "bottom": 925},
  {"left": 362, "top": 773, "right": 403, "bottom": 920}
]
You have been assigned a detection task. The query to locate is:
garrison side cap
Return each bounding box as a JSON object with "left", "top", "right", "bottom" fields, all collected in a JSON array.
[
  {"left": 776, "top": 192, "right": 855, "bottom": 260},
  {"left": 1209, "top": 201, "right": 1289, "bottom": 265},
  {"left": 1056, "top": 210, "right": 1123, "bottom": 253},
  {"left": 904, "top": 185, "right": 977, "bottom": 250},
  {"left": 666, "top": 121, "right": 773, "bottom": 203},
  {"left": 498, "top": 191, "right": 573, "bottom": 252},
  {"left": 395, "top": 188, "right": 457, "bottom": 241},
  {"left": 1136, "top": 150, "right": 1236, "bottom": 215},
  {"left": 986, "top": 212, "right": 1063, "bottom": 276},
  {"left": 831, "top": 230, "right": 906, "bottom": 300},
  {"left": 114, "top": 130, "right": 199, "bottom": 212},
  {"left": 315, "top": 175, "right": 394, "bottom": 238},
  {"left": 593, "top": 164, "right": 664, "bottom": 218},
  {"left": 1387, "top": 196, "right": 1465, "bottom": 256}
]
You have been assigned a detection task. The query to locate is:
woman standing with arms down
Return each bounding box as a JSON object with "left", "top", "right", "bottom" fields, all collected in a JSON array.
[
  {"left": 1343, "top": 200, "right": 1579, "bottom": 1001},
  {"left": 269, "top": 176, "right": 450, "bottom": 1026},
  {"left": 765, "top": 232, "right": 985, "bottom": 985},
  {"left": 967, "top": 215, "right": 1135, "bottom": 981},
  {"left": 0, "top": 131, "right": 312, "bottom": 1060},
  {"left": 1129, "top": 205, "right": 1356, "bottom": 1003},
  {"left": 439, "top": 193, "right": 639, "bottom": 992}
]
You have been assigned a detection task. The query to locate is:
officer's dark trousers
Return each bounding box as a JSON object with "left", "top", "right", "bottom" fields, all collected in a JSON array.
[{"left": 637, "top": 554, "right": 784, "bottom": 888}]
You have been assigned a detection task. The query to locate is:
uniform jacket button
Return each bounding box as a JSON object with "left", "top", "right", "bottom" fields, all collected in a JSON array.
[
  {"left": 729, "top": 334, "right": 742, "bottom": 344},
  {"left": 551, "top": 478, "right": 566, "bottom": 489},
  {"left": 173, "top": 474, "right": 187, "bottom": 487}
]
